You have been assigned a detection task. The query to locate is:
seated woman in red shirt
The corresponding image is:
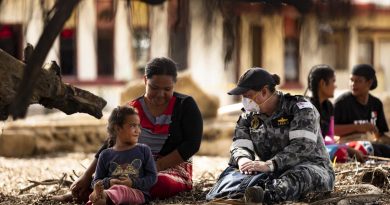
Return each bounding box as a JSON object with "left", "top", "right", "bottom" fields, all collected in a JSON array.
[{"left": 54, "top": 57, "right": 203, "bottom": 203}]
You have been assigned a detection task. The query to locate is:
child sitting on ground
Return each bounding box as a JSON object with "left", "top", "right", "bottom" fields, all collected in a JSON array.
[{"left": 87, "top": 106, "right": 157, "bottom": 205}]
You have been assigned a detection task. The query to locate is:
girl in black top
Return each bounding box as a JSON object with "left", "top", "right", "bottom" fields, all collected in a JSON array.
[
  {"left": 306, "top": 64, "right": 366, "bottom": 162},
  {"left": 305, "top": 64, "right": 336, "bottom": 140}
]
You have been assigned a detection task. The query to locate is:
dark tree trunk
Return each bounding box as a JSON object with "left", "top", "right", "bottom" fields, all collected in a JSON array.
[
  {"left": 0, "top": 49, "right": 107, "bottom": 120},
  {"left": 9, "top": 0, "right": 80, "bottom": 119}
]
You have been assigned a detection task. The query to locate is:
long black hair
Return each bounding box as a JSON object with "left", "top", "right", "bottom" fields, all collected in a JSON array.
[
  {"left": 305, "top": 65, "right": 335, "bottom": 137},
  {"left": 107, "top": 106, "right": 138, "bottom": 147},
  {"left": 305, "top": 64, "right": 335, "bottom": 105}
]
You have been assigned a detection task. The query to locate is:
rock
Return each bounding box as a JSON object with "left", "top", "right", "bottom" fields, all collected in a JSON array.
[
  {"left": 198, "top": 118, "right": 235, "bottom": 156},
  {"left": 360, "top": 168, "right": 389, "bottom": 188},
  {"left": 0, "top": 112, "right": 108, "bottom": 157},
  {"left": 120, "top": 72, "right": 219, "bottom": 119},
  {"left": 336, "top": 199, "right": 349, "bottom": 205},
  {"left": 0, "top": 130, "right": 36, "bottom": 157},
  {"left": 198, "top": 138, "right": 231, "bottom": 157}
]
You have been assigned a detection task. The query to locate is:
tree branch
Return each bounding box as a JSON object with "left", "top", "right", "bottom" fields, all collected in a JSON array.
[{"left": 9, "top": 0, "right": 80, "bottom": 119}]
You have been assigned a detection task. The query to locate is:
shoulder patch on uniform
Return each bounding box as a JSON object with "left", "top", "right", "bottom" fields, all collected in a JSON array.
[
  {"left": 251, "top": 115, "right": 261, "bottom": 129},
  {"left": 296, "top": 101, "right": 313, "bottom": 109}
]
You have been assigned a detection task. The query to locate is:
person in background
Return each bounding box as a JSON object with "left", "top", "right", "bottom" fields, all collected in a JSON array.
[
  {"left": 208, "top": 67, "right": 334, "bottom": 204},
  {"left": 334, "top": 64, "right": 390, "bottom": 157},
  {"left": 87, "top": 106, "right": 157, "bottom": 205},
  {"left": 54, "top": 57, "right": 203, "bottom": 202},
  {"left": 305, "top": 64, "right": 367, "bottom": 162}
]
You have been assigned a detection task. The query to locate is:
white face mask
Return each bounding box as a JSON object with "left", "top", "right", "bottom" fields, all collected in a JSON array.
[
  {"left": 242, "top": 91, "right": 276, "bottom": 113},
  {"left": 242, "top": 97, "right": 260, "bottom": 112}
]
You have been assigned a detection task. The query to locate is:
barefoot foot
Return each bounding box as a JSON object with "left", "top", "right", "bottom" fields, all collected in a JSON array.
[{"left": 89, "top": 181, "right": 107, "bottom": 205}]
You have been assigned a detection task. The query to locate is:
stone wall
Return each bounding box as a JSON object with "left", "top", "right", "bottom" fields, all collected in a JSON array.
[{"left": 0, "top": 113, "right": 108, "bottom": 157}]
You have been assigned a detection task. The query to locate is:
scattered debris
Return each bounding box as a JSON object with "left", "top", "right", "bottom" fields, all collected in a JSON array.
[
  {"left": 19, "top": 173, "right": 73, "bottom": 194},
  {"left": 0, "top": 154, "right": 389, "bottom": 204}
]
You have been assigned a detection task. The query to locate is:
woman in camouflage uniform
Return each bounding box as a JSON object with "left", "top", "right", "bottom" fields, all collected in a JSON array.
[{"left": 208, "top": 67, "right": 335, "bottom": 204}]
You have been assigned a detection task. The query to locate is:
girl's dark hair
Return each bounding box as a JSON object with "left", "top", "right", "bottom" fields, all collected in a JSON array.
[
  {"left": 305, "top": 64, "right": 335, "bottom": 102},
  {"left": 145, "top": 57, "right": 178, "bottom": 82},
  {"left": 107, "top": 106, "right": 138, "bottom": 147}
]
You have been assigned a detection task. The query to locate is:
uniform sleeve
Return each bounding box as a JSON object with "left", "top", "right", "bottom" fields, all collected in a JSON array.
[
  {"left": 271, "top": 103, "right": 320, "bottom": 172},
  {"left": 132, "top": 146, "right": 158, "bottom": 191},
  {"left": 91, "top": 151, "right": 111, "bottom": 189},
  {"left": 375, "top": 100, "right": 389, "bottom": 134},
  {"left": 229, "top": 113, "right": 256, "bottom": 167},
  {"left": 176, "top": 97, "right": 203, "bottom": 160}
]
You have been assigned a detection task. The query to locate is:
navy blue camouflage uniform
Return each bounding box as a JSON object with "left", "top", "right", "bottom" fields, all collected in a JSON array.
[{"left": 229, "top": 92, "right": 335, "bottom": 203}]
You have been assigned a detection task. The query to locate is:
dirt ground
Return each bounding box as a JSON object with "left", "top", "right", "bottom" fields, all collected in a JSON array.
[
  {"left": 0, "top": 153, "right": 389, "bottom": 205},
  {"left": 0, "top": 153, "right": 228, "bottom": 204}
]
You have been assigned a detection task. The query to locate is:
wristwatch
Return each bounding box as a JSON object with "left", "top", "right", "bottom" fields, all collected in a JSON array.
[{"left": 265, "top": 160, "right": 274, "bottom": 172}]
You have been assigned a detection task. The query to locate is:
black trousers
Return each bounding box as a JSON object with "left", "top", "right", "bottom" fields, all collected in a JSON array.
[{"left": 373, "top": 143, "right": 390, "bottom": 158}]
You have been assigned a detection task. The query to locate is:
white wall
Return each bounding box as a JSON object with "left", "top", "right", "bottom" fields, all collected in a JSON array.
[
  {"left": 114, "top": 1, "right": 133, "bottom": 81},
  {"left": 149, "top": 2, "right": 169, "bottom": 58},
  {"left": 0, "top": 0, "right": 25, "bottom": 23},
  {"left": 24, "top": 1, "right": 43, "bottom": 56},
  {"left": 0, "top": 0, "right": 59, "bottom": 67},
  {"left": 299, "top": 13, "right": 390, "bottom": 93},
  {"left": 239, "top": 14, "right": 284, "bottom": 83},
  {"left": 77, "top": 0, "right": 97, "bottom": 81},
  {"left": 188, "top": 1, "right": 230, "bottom": 105}
]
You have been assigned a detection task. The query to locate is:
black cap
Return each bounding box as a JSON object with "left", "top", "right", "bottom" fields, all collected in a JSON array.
[
  {"left": 228, "top": 67, "right": 275, "bottom": 95},
  {"left": 352, "top": 64, "right": 377, "bottom": 90}
]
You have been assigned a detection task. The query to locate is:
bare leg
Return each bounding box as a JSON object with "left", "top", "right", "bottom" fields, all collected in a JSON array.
[{"left": 51, "top": 193, "right": 73, "bottom": 202}]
